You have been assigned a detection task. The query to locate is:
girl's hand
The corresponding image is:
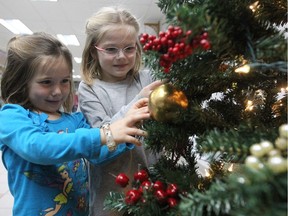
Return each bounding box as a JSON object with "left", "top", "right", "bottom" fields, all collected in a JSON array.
[
  {"left": 126, "top": 97, "right": 149, "bottom": 117},
  {"left": 105, "top": 98, "right": 151, "bottom": 146},
  {"left": 139, "top": 80, "right": 163, "bottom": 98}
]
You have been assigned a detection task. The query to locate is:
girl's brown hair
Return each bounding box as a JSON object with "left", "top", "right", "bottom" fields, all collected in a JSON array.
[{"left": 1, "top": 32, "right": 74, "bottom": 112}]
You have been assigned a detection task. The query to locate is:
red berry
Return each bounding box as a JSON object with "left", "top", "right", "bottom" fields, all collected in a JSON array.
[
  {"left": 143, "top": 45, "right": 149, "bottom": 51},
  {"left": 153, "top": 38, "right": 160, "bottom": 46},
  {"left": 141, "top": 180, "right": 152, "bottom": 191},
  {"left": 153, "top": 180, "right": 165, "bottom": 191},
  {"left": 179, "top": 42, "right": 185, "bottom": 49},
  {"left": 200, "top": 39, "right": 211, "bottom": 50},
  {"left": 140, "top": 37, "right": 146, "bottom": 44},
  {"left": 186, "top": 30, "right": 192, "bottom": 36},
  {"left": 177, "top": 29, "right": 183, "bottom": 36},
  {"left": 201, "top": 32, "right": 208, "bottom": 39},
  {"left": 162, "top": 53, "right": 170, "bottom": 61},
  {"left": 164, "top": 67, "right": 171, "bottom": 73},
  {"left": 125, "top": 189, "right": 142, "bottom": 205},
  {"left": 115, "top": 173, "right": 129, "bottom": 187},
  {"left": 172, "top": 47, "right": 179, "bottom": 54},
  {"left": 167, "top": 197, "right": 178, "bottom": 208},
  {"left": 148, "top": 35, "right": 156, "bottom": 40},
  {"left": 159, "top": 31, "right": 166, "bottom": 37},
  {"left": 154, "top": 189, "right": 167, "bottom": 203},
  {"left": 141, "top": 33, "right": 149, "bottom": 40},
  {"left": 134, "top": 170, "right": 149, "bottom": 182},
  {"left": 168, "top": 25, "right": 174, "bottom": 32},
  {"left": 171, "top": 31, "right": 178, "bottom": 38},
  {"left": 166, "top": 183, "right": 178, "bottom": 197},
  {"left": 167, "top": 39, "right": 174, "bottom": 47},
  {"left": 156, "top": 44, "right": 161, "bottom": 51}
]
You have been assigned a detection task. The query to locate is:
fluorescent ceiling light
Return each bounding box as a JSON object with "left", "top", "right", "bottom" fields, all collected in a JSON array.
[
  {"left": 72, "top": 73, "right": 81, "bottom": 79},
  {"left": 0, "top": 19, "right": 33, "bottom": 34},
  {"left": 57, "top": 34, "right": 80, "bottom": 46},
  {"left": 74, "top": 57, "right": 82, "bottom": 64}
]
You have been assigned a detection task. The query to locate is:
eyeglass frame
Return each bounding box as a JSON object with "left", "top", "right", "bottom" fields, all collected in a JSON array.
[{"left": 94, "top": 44, "right": 137, "bottom": 57}]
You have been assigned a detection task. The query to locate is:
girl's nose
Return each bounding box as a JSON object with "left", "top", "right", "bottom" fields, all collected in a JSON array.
[
  {"left": 52, "top": 85, "right": 62, "bottom": 96},
  {"left": 116, "top": 49, "right": 126, "bottom": 58}
]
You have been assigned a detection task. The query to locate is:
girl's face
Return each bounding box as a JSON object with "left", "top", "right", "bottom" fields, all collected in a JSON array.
[
  {"left": 28, "top": 56, "right": 71, "bottom": 117},
  {"left": 95, "top": 26, "right": 138, "bottom": 82}
]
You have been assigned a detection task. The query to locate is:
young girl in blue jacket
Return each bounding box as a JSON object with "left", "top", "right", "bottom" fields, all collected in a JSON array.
[{"left": 0, "top": 32, "right": 150, "bottom": 216}]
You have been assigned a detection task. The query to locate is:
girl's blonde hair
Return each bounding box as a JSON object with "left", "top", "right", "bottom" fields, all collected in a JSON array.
[
  {"left": 81, "top": 6, "right": 142, "bottom": 85},
  {"left": 1, "top": 32, "right": 74, "bottom": 112}
]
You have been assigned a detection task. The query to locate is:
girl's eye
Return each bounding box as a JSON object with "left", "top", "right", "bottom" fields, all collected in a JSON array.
[
  {"left": 62, "top": 79, "right": 70, "bottom": 84},
  {"left": 104, "top": 47, "right": 118, "bottom": 54},
  {"left": 124, "top": 46, "right": 136, "bottom": 53},
  {"left": 39, "top": 80, "right": 51, "bottom": 85}
]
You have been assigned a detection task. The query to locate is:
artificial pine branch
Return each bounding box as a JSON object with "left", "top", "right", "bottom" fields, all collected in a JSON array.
[
  {"left": 179, "top": 168, "right": 287, "bottom": 216},
  {"left": 106, "top": 0, "right": 287, "bottom": 215}
]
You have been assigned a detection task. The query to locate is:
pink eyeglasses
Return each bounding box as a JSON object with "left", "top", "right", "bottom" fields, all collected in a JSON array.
[{"left": 94, "top": 45, "right": 137, "bottom": 56}]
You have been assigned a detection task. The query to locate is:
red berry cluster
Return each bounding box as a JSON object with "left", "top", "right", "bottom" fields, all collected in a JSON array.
[
  {"left": 115, "top": 170, "right": 180, "bottom": 208},
  {"left": 140, "top": 26, "right": 211, "bottom": 73}
]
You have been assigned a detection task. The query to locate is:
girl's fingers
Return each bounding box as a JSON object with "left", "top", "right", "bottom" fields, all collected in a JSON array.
[
  {"left": 128, "top": 113, "right": 150, "bottom": 125},
  {"left": 128, "top": 137, "right": 142, "bottom": 146},
  {"left": 133, "top": 98, "right": 149, "bottom": 108},
  {"left": 137, "top": 128, "right": 147, "bottom": 137},
  {"left": 126, "top": 98, "right": 149, "bottom": 117},
  {"left": 125, "top": 129, "right": 147, "bottom": 146},
  {"left": 150, "top": 80, "right": 163, "bottom": 90},
  {"left": 128, "top": 106, "right": 149, "bottom": 116},
  {"left": 135, "top": 106, "right": 149, "bottom": 113}
]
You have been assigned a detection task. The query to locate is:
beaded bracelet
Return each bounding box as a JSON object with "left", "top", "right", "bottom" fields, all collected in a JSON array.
[{"left": 101, "top": 123, "right": 117, "bottom": 151}]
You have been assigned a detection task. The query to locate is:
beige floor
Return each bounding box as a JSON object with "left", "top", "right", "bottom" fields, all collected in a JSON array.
[{"left": 0, "top": 152, "right": 13, "bottom": 216}]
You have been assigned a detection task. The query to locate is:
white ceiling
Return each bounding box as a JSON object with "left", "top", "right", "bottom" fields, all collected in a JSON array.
[{"left": 0, "top": 0, "right": 165, "bottom": 80}]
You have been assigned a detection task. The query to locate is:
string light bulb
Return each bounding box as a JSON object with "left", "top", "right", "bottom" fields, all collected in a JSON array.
[
  {"left": 204, "top": 169, "right": 211, "bottom": 178},
  {"left": 245, "top": 100, "right": 254, "bottom": 111},
  {"left": 249, "top": 1, "right": 259, "bottom": 12},
  {"left": 228, "top": 164, "right": 234, "bottom": 172},
  {"left": 235, "top": 64, "right": 251, "bottom": 73}
]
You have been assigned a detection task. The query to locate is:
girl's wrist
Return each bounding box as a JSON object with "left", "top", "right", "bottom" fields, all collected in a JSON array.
[
  {"left": 101, "top": 123, "right": 117, "bottom": 151},
  {"left": 100, "top": 128, "right": 106, "bottom": 144}
]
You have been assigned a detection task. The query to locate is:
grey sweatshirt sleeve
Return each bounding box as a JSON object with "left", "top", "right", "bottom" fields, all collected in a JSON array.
[
  {"left": 78, "top": 69, "right": 154, "bottom": 128},
  {"left": 78, "top": 80, "right": 142, "bottom": 127},
  {"left": 78, "top": 81, "right": 111, "bottom": 128}
]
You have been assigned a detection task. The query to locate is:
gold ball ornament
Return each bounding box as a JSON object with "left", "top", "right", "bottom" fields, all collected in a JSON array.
[{"left": 149, "top": 83, "right": 188, "bottom": 122}]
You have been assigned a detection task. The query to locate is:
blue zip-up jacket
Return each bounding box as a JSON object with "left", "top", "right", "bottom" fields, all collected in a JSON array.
[{"left": 0, "top": 104, "right": 133, "bottom": 215}]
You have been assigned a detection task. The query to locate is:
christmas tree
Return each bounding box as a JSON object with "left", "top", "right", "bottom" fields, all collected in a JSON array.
[{"left": 105, "top": 0, "right": 287, "bottom": 215}]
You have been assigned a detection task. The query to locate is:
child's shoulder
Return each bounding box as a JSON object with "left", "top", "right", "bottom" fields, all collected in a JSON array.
[
  {"left": 0, "top": 103, "right": 28, "bottom": 114},
  {"left": 0, "top": 104, "right": 32, "bottom": 126}
]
